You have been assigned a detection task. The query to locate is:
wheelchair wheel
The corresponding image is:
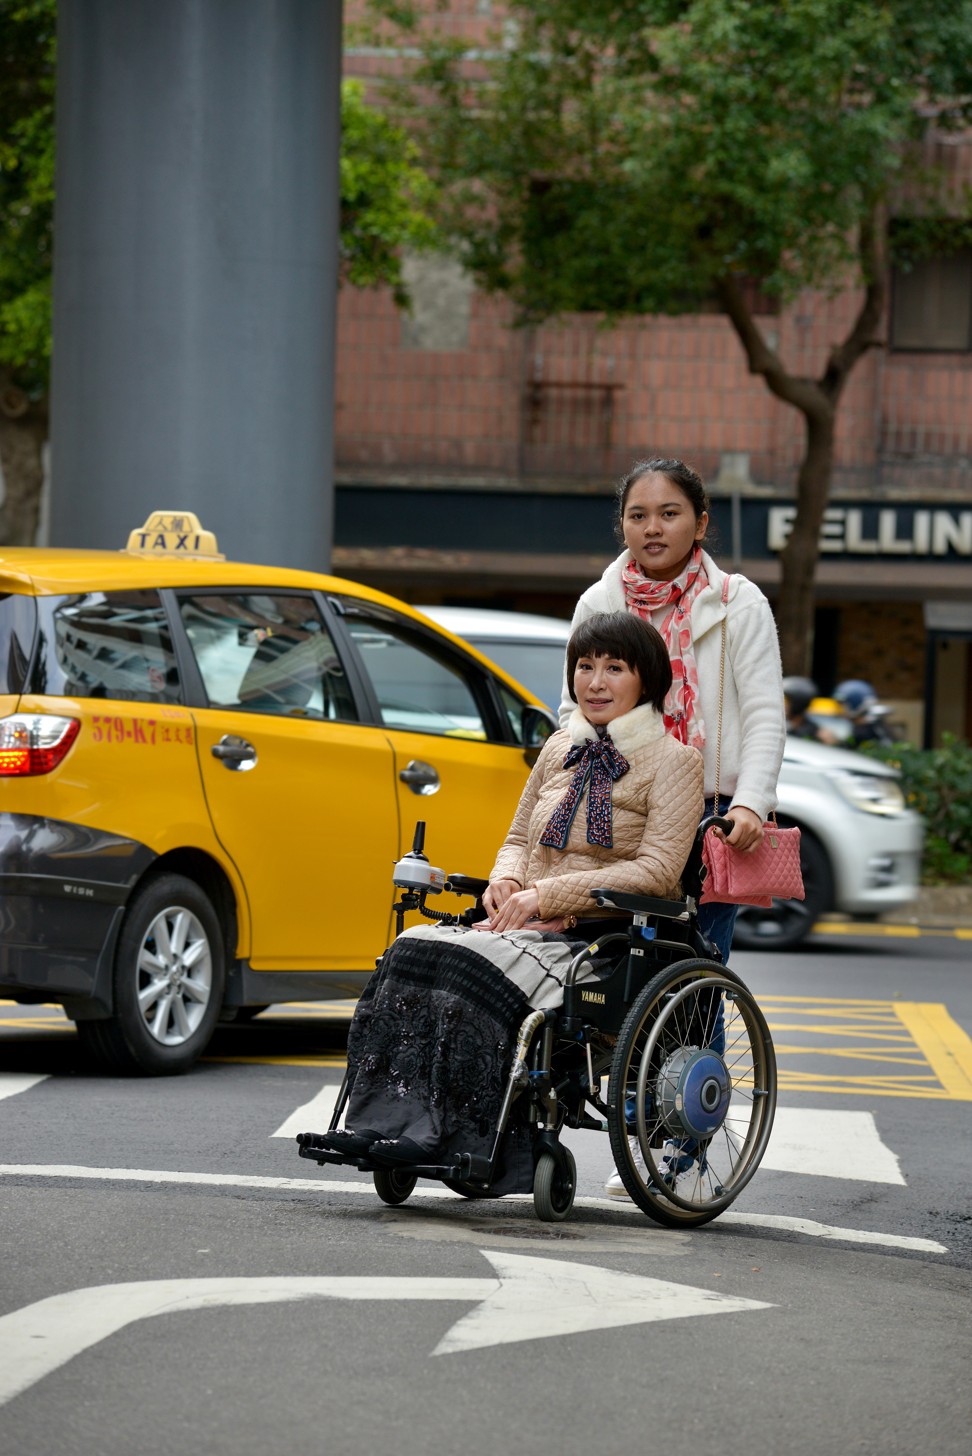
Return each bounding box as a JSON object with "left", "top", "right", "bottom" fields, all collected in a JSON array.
[
  {"left": 533, "top": 1147, "right": 577, "bottom": 1223},
  {"left": 373, "top": 1168, "right": 417, "bottom": 1206},
  {"left": 607, "top": 958, "right": 776, "bottom": 1229}
]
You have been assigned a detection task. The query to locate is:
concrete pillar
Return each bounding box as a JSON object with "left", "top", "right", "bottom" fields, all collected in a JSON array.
[{"left": 50, "top": 0, "right": 341, "bottom": 569}]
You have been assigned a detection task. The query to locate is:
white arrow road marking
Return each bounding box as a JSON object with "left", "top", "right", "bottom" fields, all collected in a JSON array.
[
  {"left": 762, "top": 1108, "right": 905, "bottom": 1184},
  {"left": 0, "top": 1252, "right": 772, "bottom": 1404},
  {"left": 0, "top": 1074, "right": 48, "bottom": 1103},
  {"left": 270, "top": 1084, "right": 339, "bottom": 1140},
  {"left": 430, "top": 1250, "right": 772, "bottom": 1356},
  {"left": 0, "top": 1164, "right": 946, "bottom": 1253}
]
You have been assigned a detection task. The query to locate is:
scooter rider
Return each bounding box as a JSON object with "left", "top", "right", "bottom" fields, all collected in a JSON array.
[
  {"left": 833, "top": 679, "right": 896, "bottom": 747},
  {"left": 783, "top": 676, "right": 841, "bottom": 745}
]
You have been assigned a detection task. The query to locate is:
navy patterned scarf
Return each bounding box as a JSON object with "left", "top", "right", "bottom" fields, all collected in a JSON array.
[{"left": 539, "top": 734, "right": 630, "bottom": 850}]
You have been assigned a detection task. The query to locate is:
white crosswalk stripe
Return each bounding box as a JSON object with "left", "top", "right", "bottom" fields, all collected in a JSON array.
[
  {"left": 762, "top": 1107, "right": 905, "bottom": 1184},
  {"left": 271, "top": 1081, "right": 906, "bottom": 1185},
  {"left": 270, "top": 1084, "right": 339, "bottom": 1140},
  {"left": 0, "top": 1074, "right": 49, "bottom": 1103}
]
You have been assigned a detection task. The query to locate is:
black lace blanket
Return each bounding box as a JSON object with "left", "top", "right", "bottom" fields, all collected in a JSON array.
[{"left": 345, "top": 929, "right": 535, "bottom": 1185}]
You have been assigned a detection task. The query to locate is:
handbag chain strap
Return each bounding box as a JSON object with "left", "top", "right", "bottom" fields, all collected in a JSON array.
[
  {"left": 713, "top": 576, "right": 729, "bottom": 806},
  {"left": 713, "top": 574, "right": 777, "bottom": 830}
]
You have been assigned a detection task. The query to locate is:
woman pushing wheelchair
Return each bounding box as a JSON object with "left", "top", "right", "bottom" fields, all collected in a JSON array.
[{"left": 308, "top": 611, "right": 703, "bottom": 1193}]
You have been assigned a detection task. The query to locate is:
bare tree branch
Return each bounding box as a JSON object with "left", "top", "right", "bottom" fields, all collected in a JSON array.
[{"left": 822, "top": 204, "right": 888, "bottom": 395}]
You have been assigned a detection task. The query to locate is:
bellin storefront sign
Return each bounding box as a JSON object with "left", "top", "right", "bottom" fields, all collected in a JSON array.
[
  {"left": 767, "top": 505, "right": 972, "bottom": 557},
  {"left": 333, "top": 484, "right": 972, "bottom": 562}
]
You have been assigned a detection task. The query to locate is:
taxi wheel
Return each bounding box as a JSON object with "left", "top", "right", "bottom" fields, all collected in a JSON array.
[{"left": 79, "top": 874, "right": 226, "bottom": 1076}]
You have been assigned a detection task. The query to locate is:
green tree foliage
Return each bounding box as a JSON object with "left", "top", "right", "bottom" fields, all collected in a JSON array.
[
  {"left": 0, "top": 0, "right": 54, "bottom": 545},
  {"left": 0, "top": 0, "right": 55, "bottom": 393},
  {"left": 340, "top": 78, "right": 438, "bottom": 307},
  {"left": 866, "top": 736, "right": 972, "bottom": 883},
  {"left": 371, "top": 0, "right": 972, "bottom": 671}
]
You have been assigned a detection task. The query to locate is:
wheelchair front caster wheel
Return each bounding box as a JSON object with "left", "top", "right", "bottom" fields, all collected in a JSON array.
[
  {"left": 374, "top": 1168, "right": 417, "bottom": 1206},
  {"left": 533, "top": 1147, "right": 576, "bottom": 1222}
]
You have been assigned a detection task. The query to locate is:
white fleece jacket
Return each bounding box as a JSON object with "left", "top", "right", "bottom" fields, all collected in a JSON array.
[{"left": 558, "top": 548, "right": 785, "bottom": 822}]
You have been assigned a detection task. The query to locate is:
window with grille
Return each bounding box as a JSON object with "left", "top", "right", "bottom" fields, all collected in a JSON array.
[{"left": 891, "top": 250, "right": 972, "bottom": 352}]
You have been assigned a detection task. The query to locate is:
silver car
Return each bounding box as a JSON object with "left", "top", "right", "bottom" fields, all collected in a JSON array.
[{"left": 418, "top": 605, "right": 924, "bottom": 950}]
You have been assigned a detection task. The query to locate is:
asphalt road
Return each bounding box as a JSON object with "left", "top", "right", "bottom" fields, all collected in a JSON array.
[{"left": 1, "top": 925, "right": 970, "bottom": 1456}]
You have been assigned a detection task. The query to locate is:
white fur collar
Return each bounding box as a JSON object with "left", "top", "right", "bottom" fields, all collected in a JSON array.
[{"left": 567, "top": 702, "right": 666, "bottom": 756}]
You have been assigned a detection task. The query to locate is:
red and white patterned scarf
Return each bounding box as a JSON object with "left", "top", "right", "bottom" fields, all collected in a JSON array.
[{"left": 621, "top": 544, "right": 709, "bottom": 750}]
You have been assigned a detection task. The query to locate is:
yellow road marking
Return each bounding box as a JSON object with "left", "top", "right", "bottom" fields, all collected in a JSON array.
[
  {"left": 772, "top": 1044, "right": 927, "bottom": 1066},
  {"left": 0, "top": 1018, "right": 73, "bottom": 1032},
  {"left": 777, "top": 1074, "right": 955, "bottom": 1100},
  {"left": 767, "top": 1022, "right": 913, "bottom": 1042},
  {"left": 202, "top": 1055, "right": 347, "bottom": 1068},
  {"left": 817, "top": 921, "right": 922, "bottom": 938},
  {"left": 762, "top": 995, "right": 900, "bottom": 1007},
  {"left": 894, "top": 1003, "right": 972, "bottom": 1100},
  {"left": 757, "top": 994, "right": 972, "bottom": 1100}
]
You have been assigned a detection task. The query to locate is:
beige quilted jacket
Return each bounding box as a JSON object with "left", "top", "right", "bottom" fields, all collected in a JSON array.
[{"left": 490, "top": 703, "right": 704, "bottom": 920}]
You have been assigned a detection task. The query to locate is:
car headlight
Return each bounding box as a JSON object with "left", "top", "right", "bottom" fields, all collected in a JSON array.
[{"left": 831, "top": 769, "right": 905, "bottom": 815}]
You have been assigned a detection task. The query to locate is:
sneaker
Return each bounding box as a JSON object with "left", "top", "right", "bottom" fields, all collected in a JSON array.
[
  {"left": 603, "top": 1136, "right": 648, "bottom": 1199},
  {"left": 658, "top": 1137, "right": 707, "bottom": 1182}
]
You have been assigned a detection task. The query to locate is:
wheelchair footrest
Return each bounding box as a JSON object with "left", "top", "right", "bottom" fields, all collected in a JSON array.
[
  {"left": 296, "top": 1131, "right": 331, "bottom": 1152},
  {"left": 297, "top": 1142, "right": 353, "bottom": 1168},
  {"left": 451, "top": 1152, "right": 492, "bottom": 1183}
]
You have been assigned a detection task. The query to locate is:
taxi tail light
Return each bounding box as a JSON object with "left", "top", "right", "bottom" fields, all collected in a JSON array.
[{"left": 0, "top": 714, "right": 81, "bottom": 776}]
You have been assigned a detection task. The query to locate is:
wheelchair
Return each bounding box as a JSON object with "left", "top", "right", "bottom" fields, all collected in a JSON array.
[{"left": 297, "top": 819, "right": 777, "bottom": 1230}]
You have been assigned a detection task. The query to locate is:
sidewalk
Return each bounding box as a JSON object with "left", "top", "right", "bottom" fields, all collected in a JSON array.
[{"left": 893, "top": 883, "right": 972, "bottom": 930}]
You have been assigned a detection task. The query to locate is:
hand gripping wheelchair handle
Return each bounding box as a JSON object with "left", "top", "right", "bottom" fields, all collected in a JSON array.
[
  {"left": 699, "top": 814, "right": 735, "bottom": 840},
  {"left": 590, "top": 818, "right": 734, "bottom": 918}
]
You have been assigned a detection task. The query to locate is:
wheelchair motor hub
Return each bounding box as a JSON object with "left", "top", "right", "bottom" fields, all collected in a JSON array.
[{"left": 656, "top": 1046, "right": 731, "bottom": 1139}]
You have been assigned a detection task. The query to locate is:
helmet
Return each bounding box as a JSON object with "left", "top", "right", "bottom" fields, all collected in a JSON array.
[
  {"left": 834, "top": 679, "right": 878, "bottom": 716},
  {"left": 782, "top": 676, "right": 817, "bottom": 717}
]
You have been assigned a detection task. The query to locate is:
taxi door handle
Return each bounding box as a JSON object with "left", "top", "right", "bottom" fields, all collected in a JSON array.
[
  {"left": 399, "top": 759, "right": 440, "bottom": 796},
  {"left": 211, "top": 735, "right": 257, "bottom": 771}
]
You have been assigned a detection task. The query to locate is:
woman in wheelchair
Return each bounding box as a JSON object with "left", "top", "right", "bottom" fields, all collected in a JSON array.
[{"left": 299, "top": 611, "right": 777, "bottom": 1226}]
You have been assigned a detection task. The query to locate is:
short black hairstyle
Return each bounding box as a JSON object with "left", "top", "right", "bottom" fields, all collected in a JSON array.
[{"left": 566, "top": 612, "right": 672, "bottom": 713}]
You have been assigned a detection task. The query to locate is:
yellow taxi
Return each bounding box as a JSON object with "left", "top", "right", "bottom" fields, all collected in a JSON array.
[{"left": 0, "top": 513, "right": 554, "bottom": 1074}]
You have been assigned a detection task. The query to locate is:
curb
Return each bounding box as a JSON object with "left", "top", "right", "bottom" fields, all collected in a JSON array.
[{"left": 891, "top": 884, "right": 972, "bottom": 931}]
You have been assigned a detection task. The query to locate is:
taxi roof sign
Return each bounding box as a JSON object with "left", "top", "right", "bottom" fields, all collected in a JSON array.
[{"left": 126, "top": 511, "right": 224, "bottom": 559}]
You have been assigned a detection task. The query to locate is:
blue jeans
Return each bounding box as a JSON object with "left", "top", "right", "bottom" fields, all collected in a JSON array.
[
  {"left": 698, "top": 899, "right": 738, "bottom": 967},
  {"left": 696, "top": 798, "right": 738, "bottom": 1061},
  {"left": 697, "top": 796, "right": 738, "bottom": 966}
]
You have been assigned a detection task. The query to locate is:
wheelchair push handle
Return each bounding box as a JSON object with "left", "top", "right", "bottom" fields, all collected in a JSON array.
[{"left": 699, "top": 814, "right": 735, "bottom": 843}]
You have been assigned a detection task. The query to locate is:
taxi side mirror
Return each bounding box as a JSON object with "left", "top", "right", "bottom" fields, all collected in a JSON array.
[{"left": 521, "top": 704, "right": 557, "bottom": 750}]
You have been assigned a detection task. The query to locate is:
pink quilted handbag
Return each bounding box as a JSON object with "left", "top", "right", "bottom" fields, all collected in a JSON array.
[
  {"left": 700, "top": 822, "right": 805, "bottom": 908},
  {"left": 700, "top": 573, "right": 804, "bottom": 909}
]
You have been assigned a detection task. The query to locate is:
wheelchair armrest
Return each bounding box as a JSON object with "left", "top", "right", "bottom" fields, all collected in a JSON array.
[
  {"left": 445, "top": 874, "right": 489, "bottom": 899},
  {"left": 590, "top": 887, "right": 690, "bottom": 918}
]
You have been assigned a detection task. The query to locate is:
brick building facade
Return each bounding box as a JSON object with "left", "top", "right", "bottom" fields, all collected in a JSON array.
[{"left": 336, "top": 3, "right": 972, "bottom": 745}]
